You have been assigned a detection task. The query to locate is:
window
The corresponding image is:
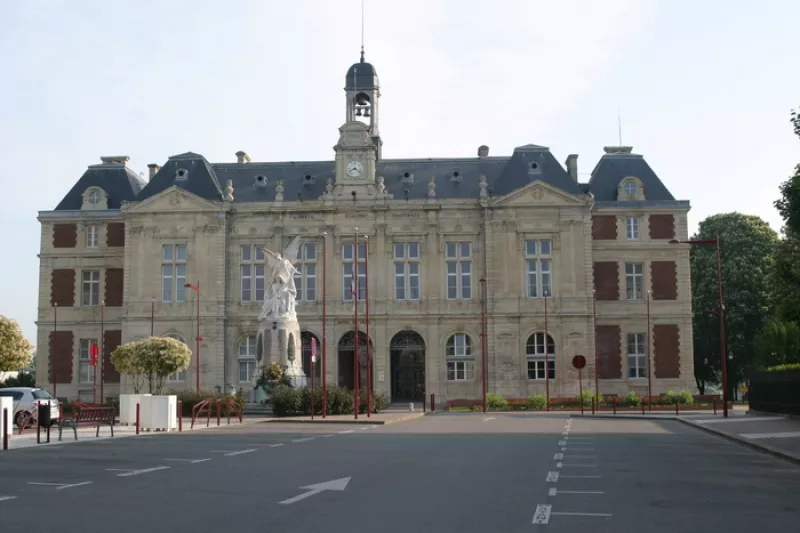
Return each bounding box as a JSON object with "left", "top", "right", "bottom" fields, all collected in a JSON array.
[
  {"left": 625, "top": 217, "right": 640, "bottom": 240},
  {"left": 525, "top": 239, "right": 553, "bottom": 298},
  {"left": 625, "top": 263, "right": 644, "bottom": 300},
  {"left": 86, "top": 225, "right": 99, "bottom": 248},
  {"left": 342, "top": 242, "right": 367, "bottom": 300},
  {"left": 162, "top": 244, "right": 187, "bottom": 302},
  {"left": 78, "top": 339, "right": 97, "bottom": 384},
  {"left": 446, "top": 333, "right": 474, "bottom": 381},
  {"left": 445, "top": 242, "right": 472, "bottom": 299},
  {"left": 240, "top": 245, "right": 266, "bottom": 301},
  {"left": 81, "top": 270, "right": 100, "bottom": 306},
  {"left": 88, "top": 190, "right": 100, "bottom": 204},
  {"left": 166, "top": 335, "right": 188, "bottom": 382},
  {"left": 238, "top": 335, "right": 257, "bottom": 382},
  {"left": 623, "top": 181, "right": 637, "bottom": 196},
  {"left": 526, "top": 333, "right": 555, "bottom": 380},
  {"left": 294, "top": 243, "right": 317, "bottom": 301},
  {"left": 394, "top": 242, "right": 421, "bottom": 300},
  {"left": 627, "top": 333, "right": 647, "bottom": 378}
]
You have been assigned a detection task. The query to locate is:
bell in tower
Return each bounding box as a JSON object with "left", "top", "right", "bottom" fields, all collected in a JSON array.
[{"left": 345, "top": 50, "right": 382, "bottom": 159}]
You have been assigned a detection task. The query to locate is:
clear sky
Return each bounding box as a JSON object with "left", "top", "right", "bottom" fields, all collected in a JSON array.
[{"left": 1, "top": 0, "right": 798, "bottom": 347}]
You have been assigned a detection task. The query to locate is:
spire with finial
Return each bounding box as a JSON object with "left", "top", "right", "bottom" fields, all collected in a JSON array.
[{"left": 360, "top": 0, "right": 365, "bottom": 62}]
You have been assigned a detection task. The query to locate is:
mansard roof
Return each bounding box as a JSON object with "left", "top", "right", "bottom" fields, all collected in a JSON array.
[{"left": 54, "top": 160, "right": 146, "bottom": 210}]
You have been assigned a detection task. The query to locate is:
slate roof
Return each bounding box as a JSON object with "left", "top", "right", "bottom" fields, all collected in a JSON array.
[
  {"left": 345, "top": 54, "right": 379, "bottom": 90},
  {"left": 54, "top": 162, "right": 146, "bottom": 210},
  {"left": 136, "top": 152, "right": 223, "bottom": 202},
  {"left": 588, "top": 150, "right": 675, "bottom": 202}
]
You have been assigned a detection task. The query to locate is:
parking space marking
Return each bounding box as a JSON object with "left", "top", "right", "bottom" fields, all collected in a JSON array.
[
  {"left": 113, "top": 466, "right": 170, "bottom": 477},
  {"left": 0, "top": 496, "right": 17, "bottom": 502},
  {"left": 164, "top": 458, "right": 211, "bottom": 464},
  {"left": 561, "top": 463, "right": 597, "bottom": 467},
  {"left": 533, "top": 504, "right": 552, "bottom": 524},
  {"left": 339, "top": 430, "right": 355, "bottom": 434},
  {"left": 549, "top": 488, "right": 604, "bottom": 495},
  {"left": 546, "top": 471, "right": 560, "bottom": 482},
  {"left": 292, "top": 438, "right": 315, "bottom": 443},
  {"left": 270, "top": 443, "right": 284, "bottom": 448},
  {"left": 28, "top": 481, "right": 94, "bottom": 490},
  {"left": 551, "top": 511, "right": 612, "bottom": 517}
]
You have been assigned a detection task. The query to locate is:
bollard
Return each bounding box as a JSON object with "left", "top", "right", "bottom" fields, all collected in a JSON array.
[
  {"left": 713, "top": 400, "right": 717, "bottom": 415},
  {"left": 641, "top": 401, "right": 645, "bottom": 415},
  {"left": 612, "top": 397, "right": 617, "bottom": 415},
  {"left": 2, "top": 408, "right": 8, "bottom": 451},
  {"left": 177, "top": 401, "right": 183, "bottom": 432},
  {"left": 591, "top": 397, "right": 596, "bottom": 415},
  {"left": 423, "top": 397, "right": 426, "bottom": 413},
  {"left": 135, "top": 403, "right": 141, "bottom": 435},
  {"left": 675, "top": 402, "right": 679, "bottom": 415},
  {"left": 216, "top": 401, "right": 222, "bottom": 426},
  {"left": 430, "top": 393, "right": 435, "bottom": 413},
  {"left": 409, "top": 402, "right": 414, "bottom": 412}
]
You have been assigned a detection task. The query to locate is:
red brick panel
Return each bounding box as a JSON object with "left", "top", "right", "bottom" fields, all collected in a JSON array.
[
  {"left": 596, "top": 325, "right": 622, "bottom": 379},
  {"left": 53, "top": 224, "right": 77, "bottom": 248},
  {"left": 651, "top": 261, "right": 678, "bottom": 300},
  {"left": 105, "top": 268, "right": 124, "bottom": 307},
  {"left": 51, "top": 269, "right": 75, "bottom": 307},
  {"left": 593, "top": 262, "right": 619, "bottom": 300},
  {"left": 103, "top": 330, "right": 122, "bottom": 383},
  {"left": 649, "top": 214, "right": 675, "bottom": 240},
  {"left": 106, "top": 223, "right": 126, "bottom": 247},
  {"left": 48, "top": 331, "right": 73, "bottom": 384},
  {"left": 654, "top": 324, "right": 680, "bottom": 378},
  {"left": 592, "top": 215, "right": 618, "bottom": 240}
]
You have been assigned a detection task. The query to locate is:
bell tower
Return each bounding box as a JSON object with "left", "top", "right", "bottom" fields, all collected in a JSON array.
[{"left": 345, "top": 50, "right": 382, "bottom": 160}]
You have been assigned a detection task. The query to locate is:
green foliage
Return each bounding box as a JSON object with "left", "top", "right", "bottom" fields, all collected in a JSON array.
[
  {"left": 111, "top": 337, "right": 191, "bottom": 394},
  {"left": 753, "top": 317, "right": 800, "bottom": 369},
  {"left": 0, "top": 372, "right": 35, "bottom": 388},
  {"left": 110, "top": 341, "right": 146, "bottom": 393},
  {"left": 487, "top": 392, "right": 509, "bottom": 410},
  {"left": 664, "top": 389, "right": 693, "bottom": 405},
  {"left": 528, "top": 394, "right": 547, "bottom": 410},
  {"left": 763, "top": 363, "right": 800, "bottom": 373},
  {"left": 623, "top": 390, "right": 642, "bottom": 407},
  {"left": 769, "top": 234, "right": 800, "bottom": 323},
  {"left": 690, "top": 213, "right": 778, "bottom": 394},
  {"left": 579, "top": 390, "right": 602, "bottom": 407},
  {"left": 0, "top": 315, "right": 34, "bottom": 372},
  {"left": 270, "top": 386, "right": 385, "bottom": 417}
]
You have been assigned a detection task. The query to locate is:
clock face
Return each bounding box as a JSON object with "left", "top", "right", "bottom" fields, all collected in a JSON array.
[{"left": 347, "top": 160, "right": 363, "bottom": 178}]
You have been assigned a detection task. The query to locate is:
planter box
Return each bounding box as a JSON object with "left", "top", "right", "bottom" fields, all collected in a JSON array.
[
  {"left": 119, "top": 394, "right": 152, "bottom": 426},
  {"left": 140, "top": 395, "right": 177, "bottom": 431},
  {"left": 0, "top": 396, "right": 12, "bottom": 448}
]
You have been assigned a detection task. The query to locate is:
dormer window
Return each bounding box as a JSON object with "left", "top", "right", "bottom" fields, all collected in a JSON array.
[
  {"left": 618, "top": 176, "right": 644, "bottom": 201},
  {"left": 88, "top": 190, "right": 100, "bottom": 204},
  {"left": 624, "top": 181, "right": 637, "bottom": 196},
  {"left": 175, "top": 168, "right": 189, "bottom": 181}
]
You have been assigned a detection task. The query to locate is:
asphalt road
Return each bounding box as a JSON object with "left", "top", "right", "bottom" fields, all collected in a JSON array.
[{"left": 0, "top": 413, "right": 799, "bottom": 532}]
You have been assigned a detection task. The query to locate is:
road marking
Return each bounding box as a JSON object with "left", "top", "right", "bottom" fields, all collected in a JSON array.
[
  {"left": 551, "top": 511, "right": 612, "bottom": 517},
  {"left": 225, "top": 449, "right": 257, "bottom": 456},
  {"left": 164, "top": 458, "right": 211, "bottom": 464},
  {"left": 554, "top": 453, "right": 564, "bottom": 460},
  {"left": 696, "top": 416, "right": 784, "bottom": 425},
  {"left": 339, "top": 430, "right": 354, "bottom": 434},
  {"left": 292, "top": 438, "right": 315, "bottom": 443},
  {"left": 565, "top": 454, "right": 596, "bottom": 459},
  {"left": 482, "top": 417, "right": 496, "bottom": 422},
  {"left": 566, "top": 447, "right": 595, "bottom": 451},
  {"left": 370, "top": 425, "right": 378, "bottom": 429},
  {"left": 359, "top": 427, "right": 369, "bottom": 430},
  {"left": 561, "top": 464, "right": 597, "bottom": 467},
  {"left": 321, "top": 434, "right": 335, "bottom": 438},
  {"left": 549, "top": 488, "right": 605, "bottom": 496},
  {"left": 270, "top": 444, "right": 284, "bottom": 448},
  {"left": 115, "top": 467, "right": 170, "bottom": 477},
  {"left": 557, "top": 462, "right": 563, "bottom": 468},
  {"left": 562, "top": 431, "right": 569, "bottom": 436},
  {"left": 0, "top": 496, "right": 17, "bottom": 502},
  {"left": 28, "top": 481, "right": 94, "bottom": 490},
  {"left": 558, "top": 440, "right": 567, "bottom": 446},
  {"left": 279, "top": 477, "right": 351, "bottom": 505},
  {"left": 740, "top": 431, "right": 800, "bottom": 439},
  {"left": 546, "top": 471, "right": 560, "bottom": 482},
  {"left": 772, "top": 469, "right": 800, "bottom": 473},
  {"left": 532, "top": 504, "right": 551, "bottom": 524},
  {"left": 559, "top": 475, "right": 601, "bottom": 479}
]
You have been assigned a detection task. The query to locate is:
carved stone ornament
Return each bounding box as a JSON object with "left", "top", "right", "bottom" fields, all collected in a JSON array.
[
  {"left": 170, "top": 192, "right": 182, "bottom": 205},
  {"left": 428, "top": 176, "right": 437, "bottom": 198},
  {"left": 531, "top": 187, "right": 544, "bottom": 200},
  {"left": 128, "top": 226, "right": 145, "bottom": 236},
  {"left": 223, "top": 179, "right": 234, "bottom": 202},
  {"left": 249, "top": 227, "right": 257, "bottom": 235}
]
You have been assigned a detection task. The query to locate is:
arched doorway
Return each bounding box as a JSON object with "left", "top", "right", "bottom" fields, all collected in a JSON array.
[
  {"left": 301, "top": 331, "right": 322, "bottom": 381},
  {"left": 390, "top": 331, "right": 425, "bottom": 402},
  {"left": 337, "top": 331, "right": 372, "bottom": 391}
]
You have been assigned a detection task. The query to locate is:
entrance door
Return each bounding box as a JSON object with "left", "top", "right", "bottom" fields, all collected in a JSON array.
[{"left": 390, "top": 331, "right": 426, "bottom": 402}]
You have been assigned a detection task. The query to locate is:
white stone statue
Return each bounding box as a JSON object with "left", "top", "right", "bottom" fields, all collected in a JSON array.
[{"left": 258, "top": 236, "right": 302, "bottom": 322}]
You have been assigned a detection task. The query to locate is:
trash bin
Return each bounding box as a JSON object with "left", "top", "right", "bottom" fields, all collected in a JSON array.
[{"left": 37, "top": 403, "right": 51, "bottom": 428}]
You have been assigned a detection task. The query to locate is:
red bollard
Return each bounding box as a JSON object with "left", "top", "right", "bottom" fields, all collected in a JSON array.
[
  {"left": 2, "top": 408, "right": 8, "bottom": 450},
  {"left": 430, "top": 393, "right": 435, "bottom": 412},
  {"left": 135, "top": 403, "right": 140, "bottom": 435},
  {"left": 177, "top": 401, "right": 183, "bottom": 432},
  {"left": 216, "top": 401, "right": 221, "bottom": 427}
]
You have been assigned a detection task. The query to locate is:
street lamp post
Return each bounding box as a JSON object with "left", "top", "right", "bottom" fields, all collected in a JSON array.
[
  {"left": 479, "top": 277, "right": 488, "bottom": 414},
  {"left": 670, "top": 232, "right": 728, "bottom": 417},
  {"left": 321, "top": 232, "right": 328, "bottom": 418},
  {"left": 184, "top": 282, "right": 201, "bottom": 391}
]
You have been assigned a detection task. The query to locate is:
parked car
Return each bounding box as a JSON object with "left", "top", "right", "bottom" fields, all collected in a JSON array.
[{"left": 0, "top": 387, "right": 60, "bottom": 428}]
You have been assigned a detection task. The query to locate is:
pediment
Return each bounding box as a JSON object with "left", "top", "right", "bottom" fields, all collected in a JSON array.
[
  {"left": 491, "top": 180, "right": 589, "bottom": 207},
  {"left": 123, "top": 186, "right": 219, "bottom": 213}
]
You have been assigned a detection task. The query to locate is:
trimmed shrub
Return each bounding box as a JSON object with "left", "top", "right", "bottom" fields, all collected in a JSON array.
[
  {"left": 487, "top": 392, "right": 509, "bottom": 410},
  {"left": 528, "top": 393, "right": 547, "bottom": 410},
  {"left": 623, "top": 390, "right": 642, "bottom": 407}
]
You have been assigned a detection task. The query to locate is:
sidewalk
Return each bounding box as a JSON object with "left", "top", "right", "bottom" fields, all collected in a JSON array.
[{"left": 263, "top": 411, "right": 429, "bottom": 425}]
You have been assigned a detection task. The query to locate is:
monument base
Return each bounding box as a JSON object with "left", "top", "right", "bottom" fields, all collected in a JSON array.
[{"left": 257, "top": 314, "right": 307, "bottom": 387}]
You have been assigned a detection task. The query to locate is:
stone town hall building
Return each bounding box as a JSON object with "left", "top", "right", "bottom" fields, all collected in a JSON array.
[{"left": 36, "top": 53, "right": 695, "bottom": 405}]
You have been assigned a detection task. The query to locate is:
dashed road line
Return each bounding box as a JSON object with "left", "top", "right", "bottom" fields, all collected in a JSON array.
[
  {"left": 224, "top": 449, "right": 257, "bottom": 456},
  {"left": 270, "top": 443, "right": 284, "bottom": 448},
  {"left": 482, "top": 417, "right": 496, "bottom": 422}
]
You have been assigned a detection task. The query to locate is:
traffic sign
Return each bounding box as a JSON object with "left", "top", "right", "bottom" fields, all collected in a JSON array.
[
  {"left": 89, "top": 343, "right": 99, "bottom": 366},
  {"left": 572, "top": 355, "right": 586, "bottom": 370}
]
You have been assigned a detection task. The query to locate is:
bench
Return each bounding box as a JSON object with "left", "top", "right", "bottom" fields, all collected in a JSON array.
[{"left": 58, "top": 406, "right": 116, "bottom": 441}]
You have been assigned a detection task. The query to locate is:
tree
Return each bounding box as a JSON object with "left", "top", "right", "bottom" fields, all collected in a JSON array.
[
  {"left": 110, "top": 341, "right": 146, "bottom": 393},
  {"left": 690, "top": 213, "right": 778, "bottom": 397},
  {"left": 753, "top": 318, "right": 800, "bottom": 369},
  {"left": 0, "top": 315, "right": 34, "bottom": 372},
  {"left": 110, "top": 337, "right": 191, "bottom": 394}
]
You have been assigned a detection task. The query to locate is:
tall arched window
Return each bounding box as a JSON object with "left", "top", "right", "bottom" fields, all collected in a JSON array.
[
  {"left": 165, "top": 334, "right": 188, "bottom": 382},
  {"left": 445, "top": 333, "right": 473, "bottom": 381},
  {"left": 238, "top": 335, "right": 257, "bottom": 382},
  {"left": 526, "top": 332, "right": 555, "bottom": 380}
]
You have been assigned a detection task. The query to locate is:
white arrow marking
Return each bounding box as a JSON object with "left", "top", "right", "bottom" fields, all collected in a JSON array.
[
  {"left": 279, "top": 477, "right": 351, "bottom": 505},
  {"left": 554, "top": 453, "right": 563, "bottom": 460},
  {"left": 532, "top": 504, "right": 551, "bottom": 524},
  {"left": 546, "top": 471, "right": 560, "bottom": 482}
]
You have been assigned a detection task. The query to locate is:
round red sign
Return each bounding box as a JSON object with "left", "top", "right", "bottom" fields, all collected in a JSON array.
[
  {"left": 89, "top": 343, "right": 99, "bottom": 357},
  {"left": 572, "top": 355, "right": 587, "bottom": 370}
]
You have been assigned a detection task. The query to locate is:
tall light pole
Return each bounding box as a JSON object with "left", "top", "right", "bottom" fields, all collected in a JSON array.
[
  {"left": 100, "top": 300, "right": 105, "bottom": 405},
  {"left": 150, "top": 297, "right": 155, "bottom": 337},
  {"left": 53, "top": 302, "right": 58, "bottom": 399},
  {"left": 479, "top": 277, "right": 488, "bottom": 414},
  {"left": 352, "top": 229, "right": 360, "bottom": 420},
  {"left": 363, "top": 233, "right": 371, "bottom": 418},
  {"left": 646, "top": 290, "right": 652, "bottom": 411},
  {"left": 544, "top": 288, "right": 550, "bottom": 411},
  {"left": 670, "top": 232, "right": 728, "bottom": 417},
  {"left": 321, "top": 231, "right": 328, "bottom": 418},
  {"left": 185, "top": 282, "right": 201, "bottom": 391},
  {"left": 592, "top": 289, "right": 599, "bottom": 398}
]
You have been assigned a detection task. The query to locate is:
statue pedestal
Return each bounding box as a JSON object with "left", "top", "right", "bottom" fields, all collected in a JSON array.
[{"left": 257, "top": 314, "right": 306, "bottom": 386}]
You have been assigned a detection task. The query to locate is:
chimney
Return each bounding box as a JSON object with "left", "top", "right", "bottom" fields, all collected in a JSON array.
[
  {"left": 147, "top": 164, "right": 161, "bottom": 180},
  {"left": 235, "top": 151, "right": 251, "bottom": 164},
  {"left": 603, "top": 146, "right": 633, "bottom": 155},
  {"left": 100, "top": 156, "right": 130, "bottom": 166},
  {"left": 565, "top": 154, "right": 578, "bottom": 181},
  {"left": 477, "top": 145, "right": 490, "bottom": 158}
]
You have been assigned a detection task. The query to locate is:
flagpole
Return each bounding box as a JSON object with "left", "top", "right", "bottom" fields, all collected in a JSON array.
[
  {"left": 353, "top": 228, "right": 360, "bottom": 420},
  {"left": 364, "top": 233, "right": 371, "bottom": 418}
]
